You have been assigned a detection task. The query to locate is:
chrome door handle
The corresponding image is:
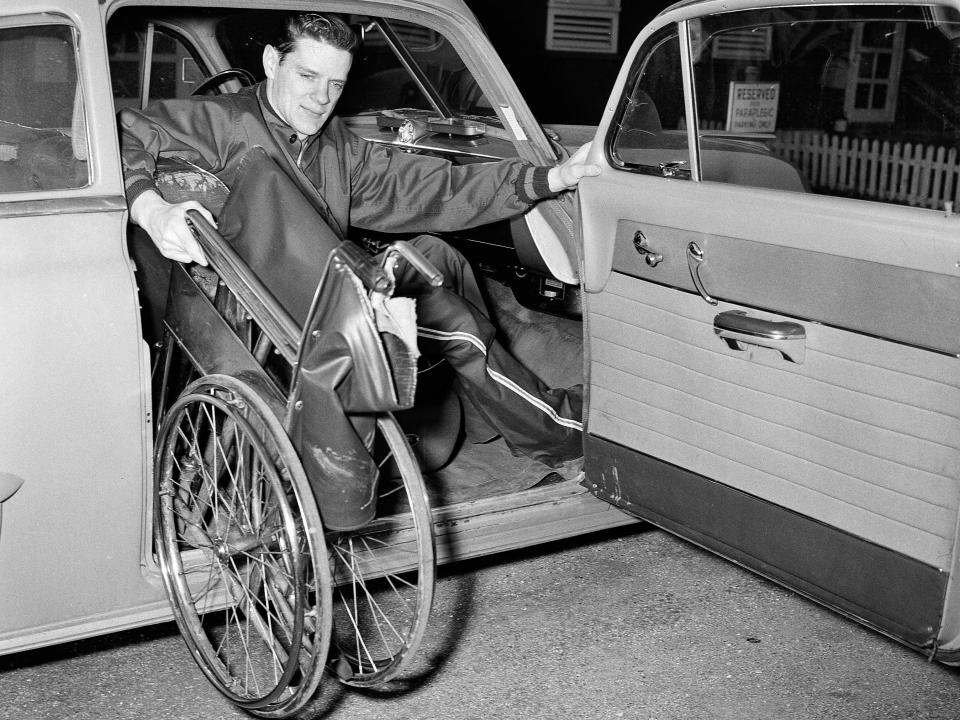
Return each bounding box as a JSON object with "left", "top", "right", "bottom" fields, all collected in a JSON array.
[
  {"left": 686, "top": 242, "right": 717, "bottom": 305},
  {"left": 714, "top": 310, "right": 806, "bottom": 364}
]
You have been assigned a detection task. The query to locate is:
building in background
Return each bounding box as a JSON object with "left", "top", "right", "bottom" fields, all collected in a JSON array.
[{"left": 465, "top": 0, "right": 671, "bottom": 124}]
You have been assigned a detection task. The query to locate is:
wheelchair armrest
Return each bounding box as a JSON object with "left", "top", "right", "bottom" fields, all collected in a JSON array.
[
  {"left": 334, "top": 241, "right": 443, "bottom": 294},
  {"left": 379, "top": 241, "right": 444, "bottom": 289},
  {"left": 334, "top": 241, "right": 392, "bottom": 294}
]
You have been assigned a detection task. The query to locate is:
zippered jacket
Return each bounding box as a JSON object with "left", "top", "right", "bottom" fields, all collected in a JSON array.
[{"left": 119, "top": 82, "right": 556, "bottom": 238}]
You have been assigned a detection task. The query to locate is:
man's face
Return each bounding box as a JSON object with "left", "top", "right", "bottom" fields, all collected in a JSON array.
[{"left": 263, "top": 38, "right": 353, "bottom": 138}]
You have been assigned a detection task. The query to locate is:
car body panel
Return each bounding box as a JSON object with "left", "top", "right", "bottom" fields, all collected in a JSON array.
[
  {"left": 0, "top": 207, "right": 165, "bottom": 650},
  {"left": 585, "top": 433, "right": 949, "bottom": 648}
]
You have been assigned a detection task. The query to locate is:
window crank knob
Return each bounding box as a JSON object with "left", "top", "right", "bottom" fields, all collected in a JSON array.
[{"left": 633, "top": 230, "right": 663, "bottom": 267}]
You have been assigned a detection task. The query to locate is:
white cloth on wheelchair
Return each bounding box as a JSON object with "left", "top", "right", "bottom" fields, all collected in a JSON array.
[{"left": 372, "top": 295, "right": 419, "bottom": 359}]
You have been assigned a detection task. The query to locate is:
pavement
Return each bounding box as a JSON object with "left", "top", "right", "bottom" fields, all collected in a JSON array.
[{"left": 2, "top": 524, "right": 960, "bottom": 719}]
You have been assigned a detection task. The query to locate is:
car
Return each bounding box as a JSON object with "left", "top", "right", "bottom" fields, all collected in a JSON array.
[
  {"left": 2, "top": 0, "right": 960, "bottom": 710},
  {"left": 0, "top": 0, "right": 636, "bottom": 681}
]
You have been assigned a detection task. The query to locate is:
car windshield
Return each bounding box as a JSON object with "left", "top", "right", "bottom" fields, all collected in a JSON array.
[{"left": 215, "top": 12, "right": 500, "bottom": 125}]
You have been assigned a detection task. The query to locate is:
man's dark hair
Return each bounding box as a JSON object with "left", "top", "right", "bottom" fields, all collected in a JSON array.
[{"left": 273, "top": 12, "right": 359, "bottom": 59}]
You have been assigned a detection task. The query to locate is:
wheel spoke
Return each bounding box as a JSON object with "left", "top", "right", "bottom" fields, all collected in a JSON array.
[
  {"left": 331, "top": 544, "right": 405, "bottom": 672},
  {"left": 356, "top": 536, "right": 417, "bottom": 610},
  {"left": 377, "top": 483, "right": 405, "bottom": 500},
  {"left": 154, "top": 377, "right": 332, "bottom": 715},
  {"left": 331, "top": 537, "right": 420, "bottom": 591},
  {"left": 328, "top": 415, "right": 435, "bottom": 687},
  {"left": 333, "top": 541, "right": 408, "bottom": 637},
  {"left": 179, "top": 553, "right": 224, "bottom": 610},
  {"left": 225, "top": 555, "right": 288, "bottom": 678}
]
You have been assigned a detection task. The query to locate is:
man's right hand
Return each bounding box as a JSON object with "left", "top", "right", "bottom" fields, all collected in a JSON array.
[{"left": 129, "top": 189, "right": 215, "bottom": 266}]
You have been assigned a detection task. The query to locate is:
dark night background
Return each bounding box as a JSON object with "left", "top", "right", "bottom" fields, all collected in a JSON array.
[{"left": 463, "top": 1, "right": 671, "bottom": 124}]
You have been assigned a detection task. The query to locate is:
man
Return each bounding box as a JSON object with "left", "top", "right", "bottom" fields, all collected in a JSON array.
[{"left": 120, "top": 12, "right": 599, "bottom": 478}]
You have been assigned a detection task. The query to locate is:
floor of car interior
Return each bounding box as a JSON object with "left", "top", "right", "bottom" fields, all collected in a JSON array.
[
  {"left": 422, "top": 274, "right": 585, "bottom": 507},
  {"left": 424, "top": 436, "right": 579, "bottom": 506}
]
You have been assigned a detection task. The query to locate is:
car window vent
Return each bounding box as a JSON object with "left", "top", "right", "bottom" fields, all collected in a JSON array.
[{"left": 546, "top": 0, "right": 620, "bottom": 53}]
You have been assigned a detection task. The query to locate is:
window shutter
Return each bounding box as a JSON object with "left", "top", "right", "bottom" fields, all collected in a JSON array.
[
  {"left": 711, "top": 27, "right": 773, "bottom": 61},
  {"left": 362, "top": 21, "right": 440, "bottom": 50},
  {"left": 546, "top": 0, "right": 621, "bottom": 54}
]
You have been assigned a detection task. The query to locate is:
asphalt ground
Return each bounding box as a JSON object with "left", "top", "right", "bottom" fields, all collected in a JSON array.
[{"left": 3, "top": 524, "right": 960, "bottom": 720}]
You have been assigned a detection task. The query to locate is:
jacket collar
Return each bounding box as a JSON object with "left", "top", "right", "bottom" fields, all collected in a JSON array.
[{"left": 255, "top": 82, "right": 322, "bottom": 158}]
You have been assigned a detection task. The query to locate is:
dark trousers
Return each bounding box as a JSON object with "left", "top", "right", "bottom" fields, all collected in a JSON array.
[{"left": 392, "top": 235, "right": 583, "bottom": 467}]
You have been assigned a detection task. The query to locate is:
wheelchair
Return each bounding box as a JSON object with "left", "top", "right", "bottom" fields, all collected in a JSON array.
[{"left": 150, "top": 170, "right": 442, "bottom": 716}]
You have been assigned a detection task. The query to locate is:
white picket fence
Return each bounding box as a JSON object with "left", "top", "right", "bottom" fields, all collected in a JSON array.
[{"left": 770, "top": 130, "right": 960, "bottom": 210}]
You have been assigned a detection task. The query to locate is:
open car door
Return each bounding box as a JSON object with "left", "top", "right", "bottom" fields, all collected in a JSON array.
[{"left": 579, "top": 0, "right": 960, "bottom": 660}]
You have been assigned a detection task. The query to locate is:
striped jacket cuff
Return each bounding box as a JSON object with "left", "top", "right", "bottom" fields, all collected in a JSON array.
[
  {"left": 515, "top": 165, "right": 559, "bottom": 204},
  {"left": 125, "top": 177, "right": 159, "bottom": 206}
]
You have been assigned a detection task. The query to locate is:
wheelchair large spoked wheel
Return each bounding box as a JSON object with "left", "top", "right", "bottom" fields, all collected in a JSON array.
[
  {"left": 154, "top": 375, "right": 332, "bottom": 718},
  {"left": 327, "top": 414, "right": 436, "bottom": 687}
]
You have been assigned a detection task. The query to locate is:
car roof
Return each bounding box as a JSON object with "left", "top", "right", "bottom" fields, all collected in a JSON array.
[
  {"left": 660, "top": 0, "right": 960, "bottom": 16},
  {"left": 15, "top": 0, "right": 472, "bottom": 15}
]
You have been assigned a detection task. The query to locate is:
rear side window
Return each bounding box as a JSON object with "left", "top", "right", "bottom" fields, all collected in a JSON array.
[
  {"left": 108, "top": 14, "right": 207, "bottom": 111},
  {"left": 0, "top": 23, "right": 89, "bottom": 193}
]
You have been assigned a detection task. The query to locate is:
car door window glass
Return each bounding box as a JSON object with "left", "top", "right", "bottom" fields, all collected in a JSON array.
[
  {"left": 609, "top": 30, "right": 690, "bottom": 178},
  {"left": 693, "top": 5, "right": 960, "bottom": 207},
  {"left": 0, "top": 23, "right": 88, "bottom": 193}
]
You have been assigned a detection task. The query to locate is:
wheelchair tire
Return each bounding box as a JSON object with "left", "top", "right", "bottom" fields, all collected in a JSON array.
[
  {"left": 327, "top": 413, "right": 436, "bottom": 687},
  {"left": 154, "top": 374, "right": 332, "bottom": 718}
]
